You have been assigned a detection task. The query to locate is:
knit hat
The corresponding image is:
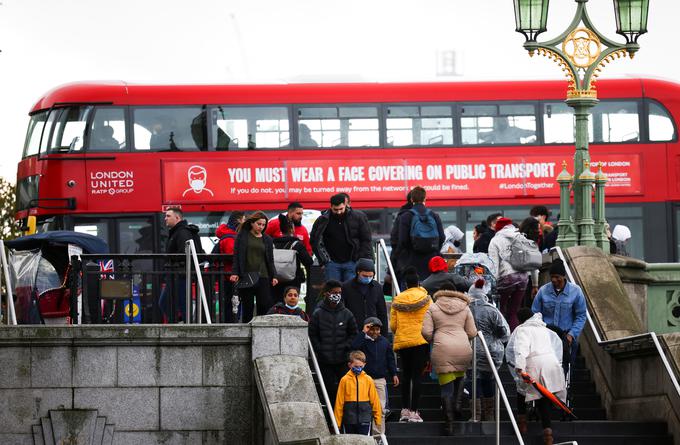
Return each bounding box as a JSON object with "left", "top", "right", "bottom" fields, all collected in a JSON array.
[
  {"left": 495, "top": 217, "right": 513, "bottom": 231},
  {"left": 549, "top": 259, "right": 567, "bottom": 276},
  {"left": 356, "top": 258, "right": 375, "bottom": 273},
  {"left": 428, "top": 256, "right": 448, "bottom": 273}
]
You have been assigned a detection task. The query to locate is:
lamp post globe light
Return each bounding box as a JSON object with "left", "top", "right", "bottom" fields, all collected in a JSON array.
[{"left": 513, "top": 0, "right": 649, "bottom": 250}]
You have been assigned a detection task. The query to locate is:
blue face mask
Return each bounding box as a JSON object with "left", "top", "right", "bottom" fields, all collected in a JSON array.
[
  {"left": 285, "top": 303, "right": 299, "bottom": 310},
  {"left": 357, "top": 275, "right": 372, "bottom": 285},
  {"left": 351, "top": 366, "right": 364, "bottom": 375}
]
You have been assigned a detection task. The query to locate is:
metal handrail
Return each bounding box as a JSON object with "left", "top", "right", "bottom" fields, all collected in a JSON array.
[
  {"left": 0, "top": 240, "right": 16, "bottom": 325},
  {"left": 554, "top": 246, "right": 680, "bottom": 399},
  {"left": 184, "top": 240, "right": 212, "bottom": 324},
  {"left": 476, "top": 333, "right": 525, "bottom": 445},
  {"left": 375, "top": 239, "right": 401, "bottom": 296},
  {"left": 307, "top": 337, "right": 340, "bottom": 435}
]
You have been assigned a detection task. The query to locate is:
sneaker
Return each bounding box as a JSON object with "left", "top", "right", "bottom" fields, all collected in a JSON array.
[
  {"left": 408, "top": 411, "right": 424, "bottom": 422},
  {"left": 399, "top": 409, "right": 411, "bottom": 422}
]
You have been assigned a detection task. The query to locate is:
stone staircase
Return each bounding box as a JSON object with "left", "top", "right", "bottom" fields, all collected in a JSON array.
[{"left": 384, "top": 355, "right": 674, "bottom": 445}]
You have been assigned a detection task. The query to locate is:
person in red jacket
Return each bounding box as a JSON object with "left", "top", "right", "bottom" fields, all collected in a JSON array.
[
  {"left": 265, "top": 202, "right": 312, "bottom": 255},
  {"left": 215, "top": 211, "right": 244, "bottom": 322}
]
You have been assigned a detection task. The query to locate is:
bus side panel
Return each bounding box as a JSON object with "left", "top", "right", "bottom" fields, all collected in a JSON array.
[
  {"left": 39, "top": 158, "right": 87, "bottom": 214},
  {"left": 85, "top": 156, "right": 162, "bottom": 213}
]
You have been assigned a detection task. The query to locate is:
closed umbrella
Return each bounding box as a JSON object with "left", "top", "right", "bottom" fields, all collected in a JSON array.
[{"left": 520, "top": 372, "right": 577, "bottom": 419}]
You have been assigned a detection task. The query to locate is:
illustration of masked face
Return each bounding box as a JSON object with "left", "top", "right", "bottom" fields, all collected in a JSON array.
[{"left": 187, "top": 166, "right": 207, "bottom": 192}]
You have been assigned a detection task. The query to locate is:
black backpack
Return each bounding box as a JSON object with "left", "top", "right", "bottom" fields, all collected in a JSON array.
[{"left": 210, "top": 233, "right": 235, "bottom": 254}]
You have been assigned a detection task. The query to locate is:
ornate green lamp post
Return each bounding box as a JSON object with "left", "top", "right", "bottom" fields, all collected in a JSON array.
[{"left": 513, "top": 0, "right": 649, "bottom": 248}]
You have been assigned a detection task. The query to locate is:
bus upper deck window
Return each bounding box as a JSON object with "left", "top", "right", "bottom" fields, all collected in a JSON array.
[
  {"left": 210, "top": 106, "right": 290, "bottom": 150},
  {"left": 298, "top": 106, "right": 379, "bottom": 148},
  {"left": 48, "top": 106, "right": 92, "bottom": 153},
  {"left": 133, "top": 107, "right": 206, "bottom": 151},
  {"left": 89, "top": 107, "right": 126, "bottom": 151},
  {"left": 23, "top": 111, "right": 48, "bottom": 157},
  {"left": 589, "top": 101, "right": 639, "bottom": 143},
  {"left": 461, "top": 103, "right": 536, "bottom": 145},
  {"left": 386, "top": 105, "right": 453, "bottom": 147},
  {"left": 649, "top": 100, "right": 675, "bottom": 142}
]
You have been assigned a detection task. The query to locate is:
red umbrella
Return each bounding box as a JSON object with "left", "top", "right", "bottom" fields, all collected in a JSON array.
[{"left": 520, "top": 372, "right": 577, "bottom": 419}]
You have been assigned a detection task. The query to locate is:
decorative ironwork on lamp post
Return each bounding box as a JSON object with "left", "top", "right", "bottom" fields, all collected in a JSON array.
[{"left": 513, "top": 0, "right": 649, "bottom": 249}]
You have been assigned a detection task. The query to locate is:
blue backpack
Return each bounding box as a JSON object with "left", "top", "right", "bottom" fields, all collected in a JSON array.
[{"left": 409, "top": 208, "right": 439, "bottom": 253}]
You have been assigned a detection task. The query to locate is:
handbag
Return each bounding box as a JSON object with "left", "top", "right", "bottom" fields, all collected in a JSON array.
[
  {"left": 273, "top": 241, "right": 299, "bottom": 282},
  {"left": 236, "top": 272, "right": 259, "bottom": 289}
]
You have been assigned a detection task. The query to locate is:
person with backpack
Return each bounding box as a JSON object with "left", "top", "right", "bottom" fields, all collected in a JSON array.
[
  {"left": 396, "top": 186, "right": 445, "bottom": 282},
  {"left": 488, "top": 217, "right": 540, "bottom": 331},
  {"left": 265, "top": 202, "right": 313, "bottom": 255},
  {"left": 159, "top": 207, "right": 204, "bottom": 322},
  {"left": 272, "top": 221, "right": 313, "bottom": 303}
]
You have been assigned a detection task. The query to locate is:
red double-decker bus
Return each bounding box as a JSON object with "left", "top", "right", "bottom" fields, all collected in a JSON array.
[{"left": 15, "top": 79, "right": 680, "bottom": 261}]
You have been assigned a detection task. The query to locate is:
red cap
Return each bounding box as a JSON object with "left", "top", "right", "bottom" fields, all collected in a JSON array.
[
  {"left": 495, "top": 217, "right": 513, "bottom": 231},
  {"left": 428, "top": 256, "right": 448, "bottom": 273}
]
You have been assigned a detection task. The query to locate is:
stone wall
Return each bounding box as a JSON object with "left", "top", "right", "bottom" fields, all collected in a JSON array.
[{"left": 0, "top": 325, "right": 253, "bottom": 445}]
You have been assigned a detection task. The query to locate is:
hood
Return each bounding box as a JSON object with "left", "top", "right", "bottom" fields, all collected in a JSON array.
[
  {"left": 519, "top": 312, "right": 546, "bottom": 329},
  {"left": 216, "top": 223, "right": 236, "bottom": 238},
  {"left": 444, "top": 225, "right": 464, "bottom": 243},
  {"left": 497, "top": 224, "right": 518, "bottom": 240},
  {"left": 432, "top": 290, "right": 470, "bottom": 315},
  {"left": 612, "top": 224, "right": 631, "bottom": 241},
  {"left": 467, "top": 284, "right": 489, "bottom": 304},
  {"left": 392, "top": 287, "right": 430, "bottom": 312}
]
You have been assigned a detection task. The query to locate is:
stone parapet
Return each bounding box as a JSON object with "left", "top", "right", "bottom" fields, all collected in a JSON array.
[{"left": 0, "top": 325, "right": 253, "bottom": 445}]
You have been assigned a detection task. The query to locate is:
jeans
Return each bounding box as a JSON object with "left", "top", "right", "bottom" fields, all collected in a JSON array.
[
  {"left": 159, "top": 275, "right": 186, "bottom": 322},
  {"left": 324, "top": 261, "right": 356, "bottom": 282}
]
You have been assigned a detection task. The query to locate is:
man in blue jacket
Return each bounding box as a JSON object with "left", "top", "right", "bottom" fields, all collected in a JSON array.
[
  {"left": 351, "top": 317, "right": 399, "bottom": 434},
  {"left": 532, "top": 259, "right": 587, "bottom": 373}
]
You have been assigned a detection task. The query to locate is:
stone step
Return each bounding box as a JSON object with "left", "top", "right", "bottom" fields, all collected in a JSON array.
[
  {"left": 386, "top": 393, "right": 601, "bottom": 410},
  {"left": 385, "top": 434, "right": 674, "bottom": 445},
  {"left": 383, "top": 406, "right": 606, "bottom": 421},
  {"left": 386, "top": 420, "right": 668, "bottom": 436}
]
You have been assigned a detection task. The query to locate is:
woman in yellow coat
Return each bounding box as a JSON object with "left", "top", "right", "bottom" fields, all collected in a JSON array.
[{"left": 390, "top": 266, "right": 431, "bottom": 423}]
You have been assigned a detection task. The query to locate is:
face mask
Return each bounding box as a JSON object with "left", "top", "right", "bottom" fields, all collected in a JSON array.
[
  {"left": 327, "top": 293, "right": 342, "bottom": 304},
  {"left": 351, "top": 366, "right": 364, "bottom": 375},
  {"left": 190, "top": 179, "right": 205, "bottom": 190},
  {"left": 357, "top": 275, "right": 372, "bottom": 285},
  {"left": 285, "top": 303, "right": 299, "bottom": 310}
]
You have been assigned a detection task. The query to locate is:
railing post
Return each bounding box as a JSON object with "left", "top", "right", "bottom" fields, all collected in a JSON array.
[
  {"left": 185, "top": 242, "right": 192, "bottom": 324},
  {"left": 495, "top": 384, "right": 500, "bottom": 445},
  {"left": 472, "top": 336, "right": 478, "bottom": 422},
  {"left": 0, "top": 240, "right": 16, "bottom": 325}
]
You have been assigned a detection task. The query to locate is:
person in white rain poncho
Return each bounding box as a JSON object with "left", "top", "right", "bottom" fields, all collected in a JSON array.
[
  {"left": 440, "top": 225, "right": 464, "bottom": 255},
  {"left": 506, "top": 308, "right": 566, "bottom": 445}
]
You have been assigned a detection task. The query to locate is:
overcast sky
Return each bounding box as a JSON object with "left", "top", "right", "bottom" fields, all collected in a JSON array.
[{"left": 0, "top": 0, "right": 677, "bottom": 181}]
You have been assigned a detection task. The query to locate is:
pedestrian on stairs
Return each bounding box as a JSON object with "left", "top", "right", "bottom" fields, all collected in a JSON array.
[
  {"left": 309, "top": 280, "right": 359, "bottom": 407},
  {"left": 350, "top": 317, "right": 399, "bottom": 435},
  {"left": 506, "top": 308, "right": 567, "bottom": 445},
  {"left": 390, "top": 267, "right": 432, "bottom": 423},
  {"left": 466, "top": 278, "right": 510, "bottom": 422},
  {"left": 334, "top": 350, "right": 382, "bottom": 435},
  {"left": 421, "top": 282, "right": 478, "bottom": 435}
]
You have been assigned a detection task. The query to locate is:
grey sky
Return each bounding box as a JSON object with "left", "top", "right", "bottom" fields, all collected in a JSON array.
[{"left": 0, "top": 0, "right": 677, "bottom": 181}]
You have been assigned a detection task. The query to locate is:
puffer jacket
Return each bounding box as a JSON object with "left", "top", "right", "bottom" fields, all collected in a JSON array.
[
  {"left": 308, "top": 300, "right": 358, "bottom": 364},
  {"left": 334, "top": 369, "right": 382, "bottom": 428},
  {"left": 390, "top": 287, "right": 431, "bottom": 351},
  {"left": 487, "top": 225, "right": 538, "bottom": 283},
  {"left": 215, "top": 223, "right": 237, "bottom": 272},
  {"left": 422, "top": 290, "right": 477, "bottom": 373},
  {"left": 468, "top": 285, "right": 509, "bottom": 372}
]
